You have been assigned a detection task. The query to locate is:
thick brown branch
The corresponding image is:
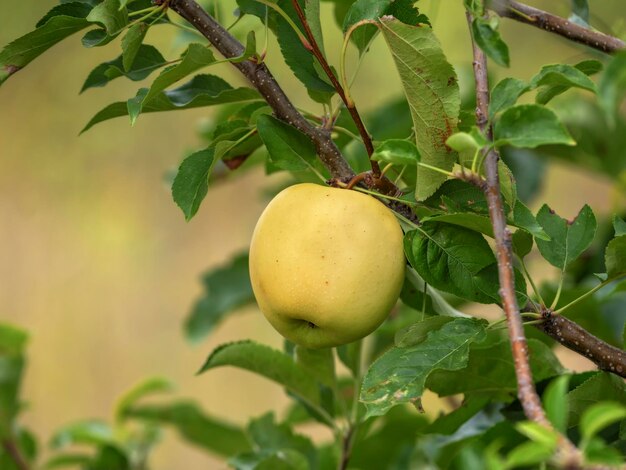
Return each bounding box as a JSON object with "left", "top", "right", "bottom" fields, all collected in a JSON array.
[
  {"left": 536, "top": 312, "right": 626, "bottom": 378},
  {"left": 168, "top": 0, "right": 354, "bottom": 180},
  {"left": 289, "top": 0, "right": 379, "bottom": 174},
  {"left": 492, "top": 0, "right": 625, "bottom": 53}
]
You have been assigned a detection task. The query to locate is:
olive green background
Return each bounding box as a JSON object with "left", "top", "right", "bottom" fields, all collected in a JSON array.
[{"left": 1, "top": 1, "right": 624, "bottom": 468}]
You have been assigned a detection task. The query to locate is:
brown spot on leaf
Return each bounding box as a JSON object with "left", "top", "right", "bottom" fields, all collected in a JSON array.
[{"left": 4, "top": 64, "right": 21, "bottom": 76}]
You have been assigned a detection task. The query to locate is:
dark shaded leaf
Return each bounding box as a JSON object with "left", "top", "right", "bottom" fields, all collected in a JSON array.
[
  {"left": 81, "top": 45, "right": 166, "bottom": 92},
  {"left": 184, "top": 253, "right": 253, "bottom": 342},
  {"left": 256, "top": 115, "right": 318, "bottom": 172},
  {"left": 123, "top": 401, "right": 250, "bottom": 456},
  {"left": 427, "top": 338, "right": 564, "bottom": 399},
  {"left": 535, "top": 204, "right": 596, "bottom": 270},
  {"left": 128, "top": 43, "right": 216, "bottom": 124}
]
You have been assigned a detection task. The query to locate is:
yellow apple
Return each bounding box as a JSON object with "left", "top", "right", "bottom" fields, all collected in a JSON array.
[{"left": 249, "top": 183, "right": 405, "bottom": 349}]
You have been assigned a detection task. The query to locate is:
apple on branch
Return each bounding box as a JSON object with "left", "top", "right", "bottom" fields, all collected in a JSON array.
[{"left": 249, "top": 183, "right": 405, "bottom": 349}]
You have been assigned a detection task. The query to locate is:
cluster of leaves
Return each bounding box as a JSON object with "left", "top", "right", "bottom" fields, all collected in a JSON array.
[{"left": 2, "top": 0, "right": 626, "bottom": 469}]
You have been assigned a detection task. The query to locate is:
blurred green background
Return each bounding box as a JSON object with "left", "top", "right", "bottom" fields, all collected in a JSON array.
[{"left": 1, "top": 0, "right": 624, "bottom": 468}]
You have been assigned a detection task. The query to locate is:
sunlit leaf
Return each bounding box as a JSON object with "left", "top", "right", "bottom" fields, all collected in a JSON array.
[
  {"left": 379, "top": 18, "right": 460, "bottom": 200},
  {"left": 361, "top": 318, "right": 487, "bottom": 417},
  {"left": 198, "top": 341, "right": 322, "bottom": 407},
  {"left": 494, "top": 104, "right": 575, "bottom": 148}
]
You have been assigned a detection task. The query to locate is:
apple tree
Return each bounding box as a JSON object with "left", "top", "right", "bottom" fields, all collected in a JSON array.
[{"left": 1, "top": 0, "right": 626, "bottom": 469}]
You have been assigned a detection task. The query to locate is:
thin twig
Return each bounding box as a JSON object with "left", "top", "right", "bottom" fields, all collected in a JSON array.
[
  {"left": 289, "top": 0, "right": 379, "bottom": 175},
  {"left": 466, "top": 11, "right": 585, "bottom": 466},
  {"left": 491, "top": 0, "right": 625, "bottom": 53},
  {"left": 535, "top": 311, "right": 626, "bottom": 378},
  {"left": 2, "top": 439, "right": 29, "bottom": 470}
]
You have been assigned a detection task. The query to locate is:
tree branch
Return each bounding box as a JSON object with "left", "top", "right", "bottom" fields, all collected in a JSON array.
[
  {"left": 491, "top": 0, "right": 625, "bottom": 53},
  {"left": 289, "top": 0, "right": 379, "bottom": 175},
  {"left": 467, "top": 10, "right": 583, "bottom": 465},
  {"left": 168, "top": 0, "right": 354, "bottom": 180},
  {"left": 535, "top": 311, "right": 626, "bottom": 378},
  {"left": 167, "top": 0, "right": 418, "bottom": 223},
  {"left": 2, "top": 439, "right": 29, "bottom": 470},
  {"left": 467, "top": 10, "right": 548, "bottom": 427}
]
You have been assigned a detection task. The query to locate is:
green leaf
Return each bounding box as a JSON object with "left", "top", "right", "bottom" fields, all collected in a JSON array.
[
  {"left": 184, "top": 252, "right": 253, "bottom": 343},
  {"left": 360, "top": 318, "right": 486, "bottom": 417},
  {"left": 121, "top": 23, "right": 148, "bottom": 71},
  {"left": 571, "top": 0, "right": 589, "bottom": 23},
  {"left": 421, "top": 213, "right": 494, "bottom": 237},
  {"left": 542, "top": 375, "right": 570, "bottom": 433},
  {"left": 342, "top": 0, "right": 428, "bottom": 55},
  {"left": 89, "top": 445, "right": 130, "bottom": 470},
  {"left": 445, "top": 129, "right": 487, "bottom": 152},
  {"left": 86, "top": 0, "right": 128, "bottom": 34},
  {"left": 403, "top": 268, "right": 469, "bottom": 318},
  {"left": 0, "top": 324, "right": 28, "bottom": 356},
  {"left": 426, "top": 395, "right": 491, "bottom": 435},
  {"left": 294, "top": 347, "right": 335, "bottom": 389},
  {"left": 404, "top": 223, "right": 501, "bottom": 304},
  {"left": 535, "top": 60, "right": 602, "bottom": 105},
  {"left": 114, "top": 376, "right": 174, "bottom": 422},
  {"left": 505, "top": 440, "right": 556, "bottom": 469},
  {"left": 394, "top": 316, "right": 454, "bottom": 348},
  {"left": 128, "top": 43, "right": 216, "bottom": 124},
  {"left": 614, "top": 215, "right": 626, "bottom": 236},
  {"left": 304, "top": 0, "right": 325, "bottom": 55},
  {"left": 535, "top": 204, "right": 597, "bottom": 270},
  {"left": 567, "top": 372, "right": 626, "bottom": 427},
  {"left": 81, "top": 28, "right": 116, "bottom": 48},
  {"left": 512, "top": 200, "right": 550, "bottom": 241},
  {"left": 50, "top": 420, "right": 113, "bottom": 449},
  {"left": 379, "top": 18, "right": 460, "bottom": 200},
  {"left": 230, "top": 449, "right": 309, "bottom": 470},
  {"left": 256, "top": 115, "right": 318, "bottom": 172},
  {"left": 512, "top": 229, "right": 533, "bottom": 258},
  {"left": 599, "top": 50, "right": 626, "bottom": 119},
  {"left": 489, "top": 77, "right": 528, "bottom": 119},
  {"left": 371, "top": 139, "right": 421, "bottom": 165},
  {"left": 494, "top": 104, "right": 575, "bottom": 148},
  {"left": 171, "top": 147, "right": 216, "bottom": 221},
  {"left": 471, "top": 17, "right": 509, "bottom": 67},
  {"left": 237, "top": 0, "right": 334, "bottom": 103},
  {"left": 122, "top": 401, "right": 250, "bottom": 456},
  {"left": 80, "top": 44, "right": 166, "bottom": 93},
  {"left": 81, "top": 74, "right": 260, "bottom": 133},
  {"left": 427, "top": 338, "right": 564, "bottom": 399},
  {"left": 0, "top": 3, "right": 92, "bottom": 85},
  {"left": 45, "top": 453, "right": 93, "bottom": 469},
  {"left": 198, "top": 341, "right": 322, "bottom": 407},
  {"left": 0, "top": 324, "right": 28, "bottom": 437},
  {"left": 237, "top": 412, "right": 317, "bottom": 469},
  {"left": 580, "top": 402, "right": 626, "bottom": 444},
  {"left": 530, "top": 63, "right": 598, "bottom": 105},
  {"left": 605, "top": 235, "right": 626, "bottom": 279}
]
